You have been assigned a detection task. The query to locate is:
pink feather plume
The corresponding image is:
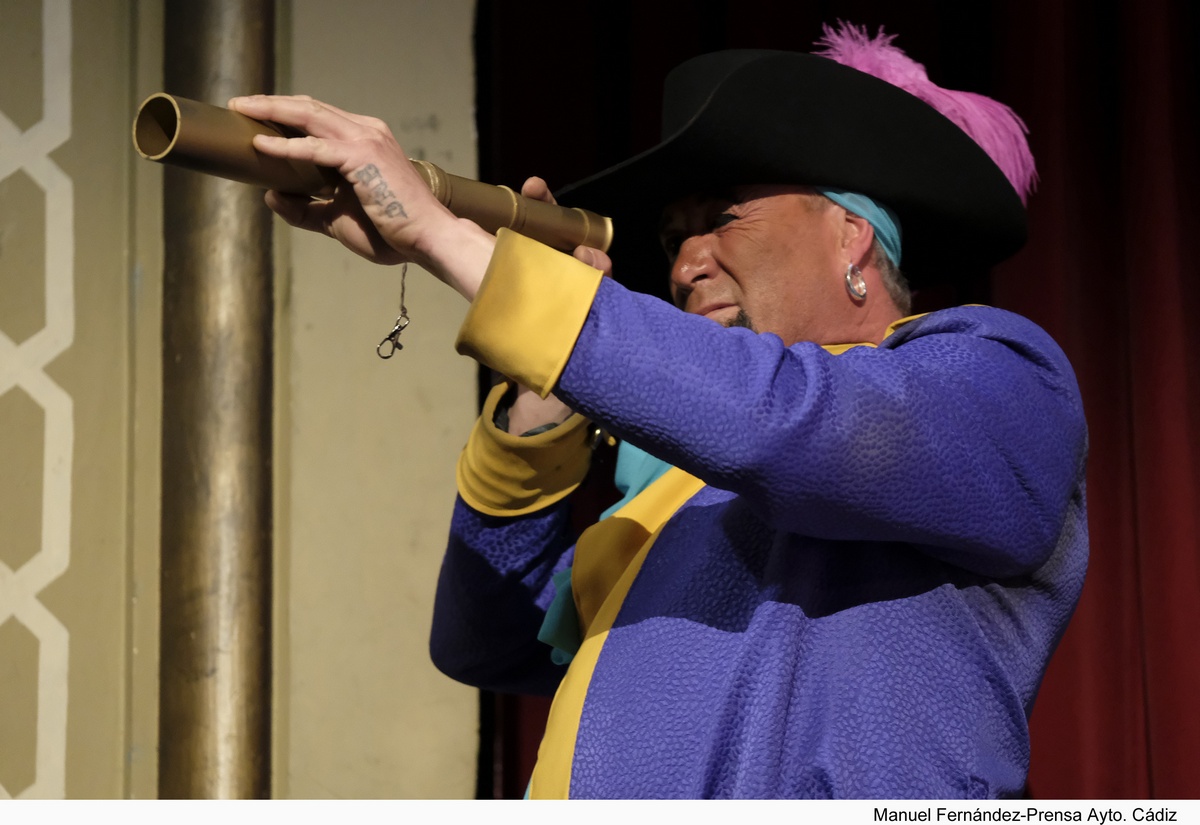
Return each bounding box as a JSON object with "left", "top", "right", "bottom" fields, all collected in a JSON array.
[{"left": 814, "top": 21, "right": 1037, "bottom": 203}]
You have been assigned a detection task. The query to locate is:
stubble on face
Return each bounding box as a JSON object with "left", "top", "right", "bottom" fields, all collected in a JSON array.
[{"left": 724, "top": 308, "right": 755, "bottom": 331}]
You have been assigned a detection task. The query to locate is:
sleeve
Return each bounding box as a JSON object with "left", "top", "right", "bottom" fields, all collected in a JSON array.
[
  {"left": 456, "top": 231, "right": 1088, "bottom": 579},
  {"left": 456, "top": 382, "right": 597, "bottom": 517},
  {"left": 430, "top": 381, "right": 595, "bottom": 695}
]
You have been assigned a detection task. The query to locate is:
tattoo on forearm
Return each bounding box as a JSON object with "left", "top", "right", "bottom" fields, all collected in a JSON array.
[{"left": 354, "top": 164, "right": 408, "bottom": 218}]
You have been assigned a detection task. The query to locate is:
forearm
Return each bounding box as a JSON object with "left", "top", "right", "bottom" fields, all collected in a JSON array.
[
  {"left": 432, "top": 382, "right": 595, "bottom": 691},
  {"left": 430, "top": 497, "right": 572, "bottom": 695},
  {"left": 413, "top": 215, "right": 496, "bottom": 302},
  {"left": 505, "top": 386, "right": 575, "bottom": 435}
]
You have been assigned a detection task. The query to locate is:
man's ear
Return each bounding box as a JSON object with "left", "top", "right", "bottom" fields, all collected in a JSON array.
[{"left": 841, "top": 210, "right": 876, "bottom": 267}]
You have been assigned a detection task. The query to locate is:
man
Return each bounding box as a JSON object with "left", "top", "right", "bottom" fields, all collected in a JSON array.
[{"left": 231, "top": 25, "right": 1087, "bottom": 799}]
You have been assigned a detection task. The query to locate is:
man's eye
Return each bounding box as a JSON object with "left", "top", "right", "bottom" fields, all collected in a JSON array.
[
  {"left": 713, "top": 212, "right": 736, "bottom": 228},
  {"left": 661, "top": 234, "right": 684, "bottom": 260}
]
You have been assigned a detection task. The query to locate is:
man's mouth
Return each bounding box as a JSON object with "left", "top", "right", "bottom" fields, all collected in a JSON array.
[{"left": 693, "top": 302, "right": 738, "bottom": 321}]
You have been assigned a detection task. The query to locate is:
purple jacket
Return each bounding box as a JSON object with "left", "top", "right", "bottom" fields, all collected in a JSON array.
[{"left": 432, "top": 251, "right": 1088, "bottom": 799}]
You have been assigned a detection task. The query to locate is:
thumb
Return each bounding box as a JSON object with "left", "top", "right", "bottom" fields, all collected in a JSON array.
[{"left": 520, "top": 176, "right": 556, "bottom": 205}]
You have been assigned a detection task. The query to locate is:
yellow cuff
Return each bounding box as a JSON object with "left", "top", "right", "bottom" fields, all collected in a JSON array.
[
  {"left": 456, "top": 382, "right": 594, "bottom": 517},
  {"left": 456, "top": 229, "right": 604, "bottom": 398}
]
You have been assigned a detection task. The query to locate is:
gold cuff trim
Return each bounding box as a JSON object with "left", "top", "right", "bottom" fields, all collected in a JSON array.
[
  {"left": 455, "top": 229, "right": 604, "bottom": 398},
  {"left": 456, "top": 382, "right": 593, "bottom": 517}
]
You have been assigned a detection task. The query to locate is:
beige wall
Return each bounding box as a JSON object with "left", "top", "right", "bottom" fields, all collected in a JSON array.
[
  {"left": 0, "top": 0, "right": 479, "bottom": 799},
  {"left": 278, "top": 0, "right": 479, "bottom": 799}
]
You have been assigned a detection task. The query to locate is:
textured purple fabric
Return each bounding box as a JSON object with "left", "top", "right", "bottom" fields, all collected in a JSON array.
[
  {"left": 431, "top": 503, "right": 573, "bottom": 695},
  {"left": 432, "top": 283, "right": 1087, "bottom": 798}
]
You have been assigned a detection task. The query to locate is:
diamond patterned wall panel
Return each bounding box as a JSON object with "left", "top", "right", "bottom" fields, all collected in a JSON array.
[
  {"left": 0, "top": 618, "right": 40, "bottom": 796},
  {"left": 0, "top": 172, "right": 48, "bottom": 348},
  {"left": 0, "top": 0, "right": 74, "bottom": 800},
  {"left": 0, "top": 387, "right": 45, "bottom": 573},
  {"left": 0, "top": 1, "right": 44, "bottom": 131}
]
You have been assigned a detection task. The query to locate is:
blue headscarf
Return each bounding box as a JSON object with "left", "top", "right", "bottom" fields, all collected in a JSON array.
[{"left": 817, "top": 188, "right": 902, "bottom": 267}]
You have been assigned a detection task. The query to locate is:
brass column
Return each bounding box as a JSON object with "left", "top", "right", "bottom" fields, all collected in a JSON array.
[{"left": 158, "top": 0, "right": 274, "bottom": 798}]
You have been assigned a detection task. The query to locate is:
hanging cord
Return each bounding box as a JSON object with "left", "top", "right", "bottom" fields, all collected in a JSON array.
[{"left": 376, "top": 262, "right": 410, "bottom": 359}]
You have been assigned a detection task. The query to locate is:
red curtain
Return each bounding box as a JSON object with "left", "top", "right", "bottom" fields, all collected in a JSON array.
[
  {"left": 475, "top": 0, "right": 1200, "bottom": 798},
  {"left": 991, "top": 0, "right": 1200, "bottom": 799}
]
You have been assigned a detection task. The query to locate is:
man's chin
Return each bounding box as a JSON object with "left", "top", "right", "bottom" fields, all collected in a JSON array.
[{"left": 723, "top": 308, "right": 754, "bottom": 331}]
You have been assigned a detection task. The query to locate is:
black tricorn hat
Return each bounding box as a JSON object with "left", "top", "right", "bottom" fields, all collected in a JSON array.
[{"left": 556, "top": 48, "right": 1029, "bottom": 301}]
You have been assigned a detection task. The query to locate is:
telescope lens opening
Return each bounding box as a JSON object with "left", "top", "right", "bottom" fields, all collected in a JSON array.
[{"left": 134, "top": 95, "right": 180, "bottom": 159}]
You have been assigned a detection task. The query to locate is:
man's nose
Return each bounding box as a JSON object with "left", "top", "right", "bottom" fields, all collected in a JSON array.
[{"left": 669, "top": 234, "right": 715, "bottom": 298}]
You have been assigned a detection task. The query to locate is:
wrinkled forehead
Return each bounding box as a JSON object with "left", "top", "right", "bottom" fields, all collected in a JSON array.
[{"left": 658, "top": 184, "right": 825, "bottom": 232}]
